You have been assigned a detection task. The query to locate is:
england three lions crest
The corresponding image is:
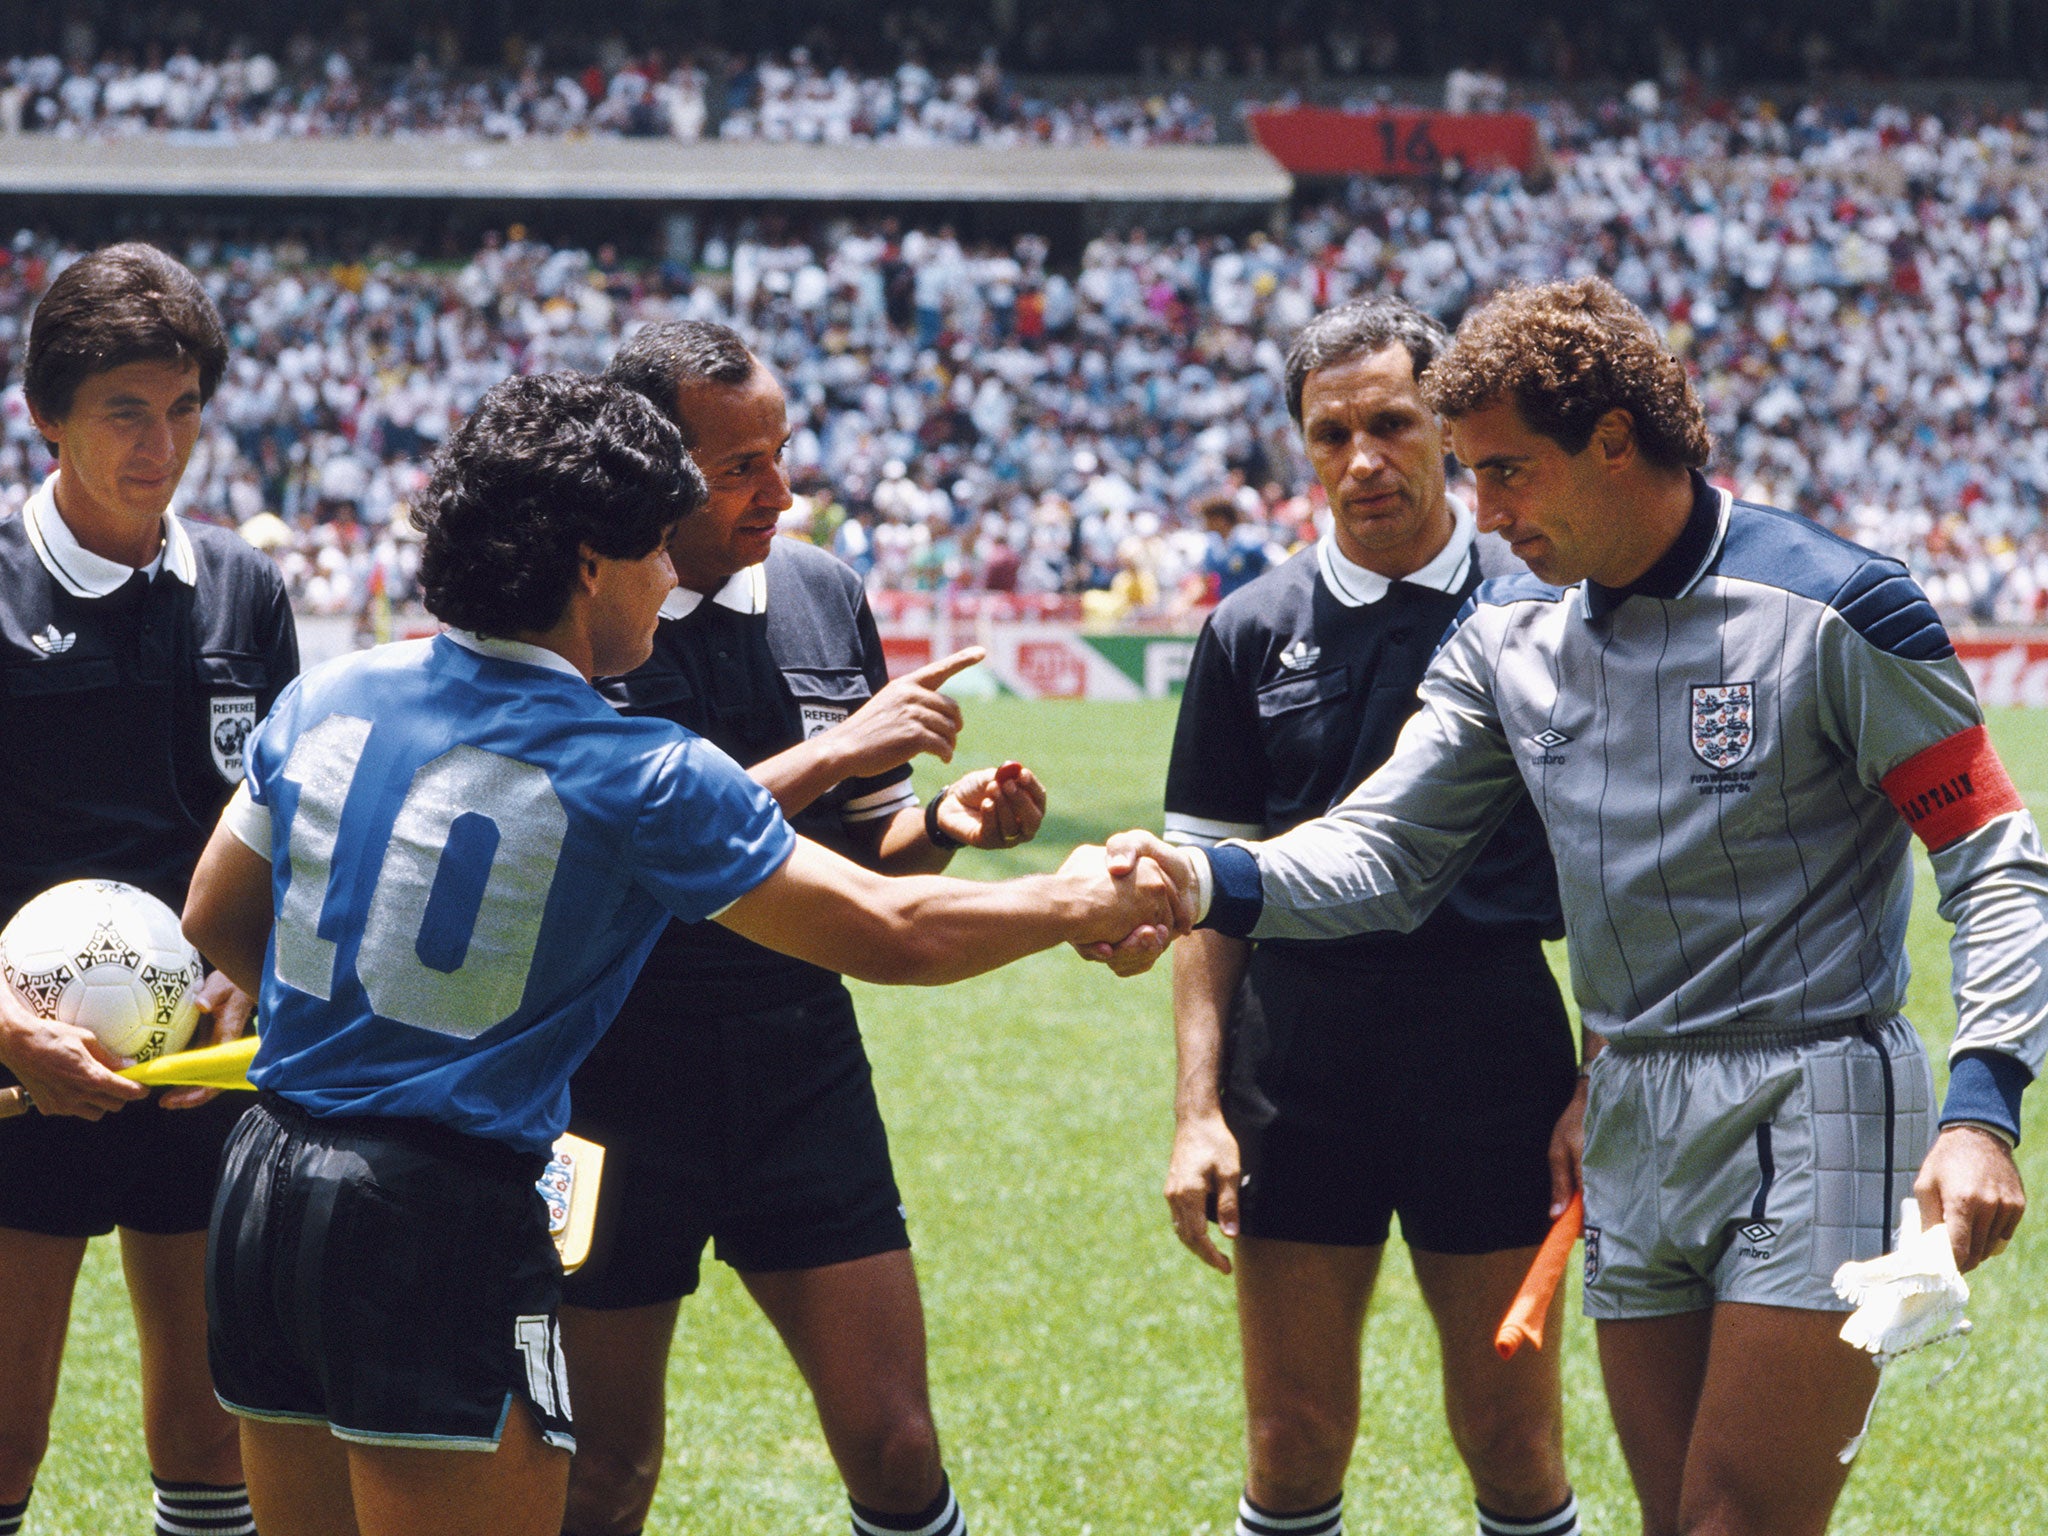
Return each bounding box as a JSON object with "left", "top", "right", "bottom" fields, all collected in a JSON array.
[{"left": 1690, "top": 682, "right": 1755, "bottom": 770}]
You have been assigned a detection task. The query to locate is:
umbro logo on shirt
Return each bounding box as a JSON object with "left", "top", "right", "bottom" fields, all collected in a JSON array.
[
  {"left": 1278, "top": 641, "right": 1321, "bottom": 671},
  {"left": 28, "top": 624, "right": 75, "bottom": 656},
  {"left": 1530, "top": 728, "right": 1572, "bottom": 749}
]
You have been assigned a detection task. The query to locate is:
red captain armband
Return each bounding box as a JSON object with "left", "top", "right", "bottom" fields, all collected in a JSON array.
[{"left": 1880, "top": 725, "right": 2023, "bottom": 851}]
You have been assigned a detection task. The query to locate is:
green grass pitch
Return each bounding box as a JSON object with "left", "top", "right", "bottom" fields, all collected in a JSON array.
[{"left": 32, "top": 702, "right": 2048, "bottom": 1534}]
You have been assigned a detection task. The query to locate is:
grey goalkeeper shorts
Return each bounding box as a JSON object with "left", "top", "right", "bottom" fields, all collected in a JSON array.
[{"left": 1580, "top": 1016, "right": 1934, "bottom": 1320}]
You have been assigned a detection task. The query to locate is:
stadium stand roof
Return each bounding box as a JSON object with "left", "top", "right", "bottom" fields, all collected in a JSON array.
[{"left": 0, "top": 136, "right": 1292, "bottom": 207}]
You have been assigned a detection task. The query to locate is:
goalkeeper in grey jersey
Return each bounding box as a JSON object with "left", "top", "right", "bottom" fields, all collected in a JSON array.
[{"left": 1099, "top": 279, "right": 2044, "bottom": 1536}]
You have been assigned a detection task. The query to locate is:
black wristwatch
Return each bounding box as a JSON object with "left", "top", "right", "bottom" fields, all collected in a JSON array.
[{"left": 924, "top": 786, "right": 963, "bottom": 850}]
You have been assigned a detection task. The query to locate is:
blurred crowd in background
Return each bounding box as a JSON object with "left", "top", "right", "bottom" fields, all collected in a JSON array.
[
  {"left": 0, "top": 41, "right": 1221, "bottom": 144},
  {"left": 2, "top": 92, "right": 2047, "bottom": 626},
  {"left": 9, "top": 35, "right": 2048, "bottom": 152}
]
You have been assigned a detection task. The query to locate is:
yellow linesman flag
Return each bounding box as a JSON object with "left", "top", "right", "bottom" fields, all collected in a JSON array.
[{"left": 119, "top": 1033, "right": 260, "bottom": 1089}]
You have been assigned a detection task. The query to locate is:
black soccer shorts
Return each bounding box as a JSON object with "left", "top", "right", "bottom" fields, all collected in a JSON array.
[
  {"left": 1223, "top": 937, "right": 1578, "bottom": 1254},
  {"left": 0, "top": 1088, "right": 252, "bottom": 1237},
  {"left": 562, "top": 980, "right": 909, "bottom": 1311},
  {"left": 207, "top": 1093, "right": 575, "bottom": 1452}
]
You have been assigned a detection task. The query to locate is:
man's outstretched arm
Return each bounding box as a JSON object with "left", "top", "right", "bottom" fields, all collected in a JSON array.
[
  {"left": 1081, "top": 625, "right": 1527, "bottom": 973},
  {"left": 715, "top": 834, "right": 1185, "bottom": 986}
]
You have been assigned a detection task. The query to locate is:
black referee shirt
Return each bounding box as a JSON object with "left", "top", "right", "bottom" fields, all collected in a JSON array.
[
  {"left": 1164, "top": 509, "right": 1562, "bottom": 959},
  {"left": 0, "top": 482, "right": 298, "bottom": 930},
  {"left": 598, "top": 537, "right": 914, "bottom": 1010}
]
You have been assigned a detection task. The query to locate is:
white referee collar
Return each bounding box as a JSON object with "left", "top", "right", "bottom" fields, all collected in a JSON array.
[
  {"left": 443, "top": 627, "right": 585, "bottom": 679},
  {"left": 1316, "top": 495, "right": 1475, "bottom": 608},
  {"left": 660, "top": 559, "right": 768, "bottom": 621},
  {"left": 23, "top": 472, "right": 195, "bottom": 597}
]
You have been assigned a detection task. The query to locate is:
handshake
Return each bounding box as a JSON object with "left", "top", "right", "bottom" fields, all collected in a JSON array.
[{"left": 1057, "top": 831, "right": 1203, "bottom": 977}]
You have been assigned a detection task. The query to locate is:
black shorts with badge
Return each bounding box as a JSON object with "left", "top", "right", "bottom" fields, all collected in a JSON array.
[
  {"left": 207, "top": 1092, "right": 574, "bottom": 1452},
  {"left": 1223, "top": 937, "right": 1576, "bottom": 1254},
  {"left": 562, "top": 977, "right": 909, "bottom": 1311},
  {"left": 0, "top": 1087, "right": 253, "bottom": 1237}
]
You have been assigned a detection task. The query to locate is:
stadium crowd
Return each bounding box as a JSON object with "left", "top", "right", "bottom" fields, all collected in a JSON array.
[
  {"left": 0, "top": 42, "right": 1215, "bottom": 145},
  {"left": 3, "top": 97, "right": 2048, "bottom": 623}
]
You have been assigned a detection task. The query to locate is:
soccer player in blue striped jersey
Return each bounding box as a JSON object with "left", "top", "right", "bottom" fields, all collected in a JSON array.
[{"left": 181, "top": 373, "right": 1182, "bottom": 1536}]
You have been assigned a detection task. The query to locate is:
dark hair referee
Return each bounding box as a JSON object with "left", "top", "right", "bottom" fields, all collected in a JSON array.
[{"left": 0, "top": 244, "right": 297, "bottom": 1536}]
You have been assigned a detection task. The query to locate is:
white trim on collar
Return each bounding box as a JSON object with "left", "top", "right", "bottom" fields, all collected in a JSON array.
[
  {"left": 1316, "top": 495, "right": 1475, "bottom": 609},
  {"left": 659, "top": 561, "right": 768, "bottom": 621},
  {"left": 23, "top": 473, "right": 196, "bottom": 597},
  {"left": 443, "top": 628, "right": 585, "bottom": 679}
]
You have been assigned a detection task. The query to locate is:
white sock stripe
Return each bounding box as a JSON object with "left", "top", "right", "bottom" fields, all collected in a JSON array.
[
  {"left": 152, "top": 1486, "right": 256, "bottom": 1536},
  {"left": 1477, "top": 1494, "right": 1580, "bottom": 1536},
  {"left": 851, "top": 1490, "right": 962, "bottom": 1536},
  {"left": 154, "top": 1517, "right": 256, "bottom": 1536},
  {"left": 1237, "top": 1494, "right": 1344, "bottom": 1536}
]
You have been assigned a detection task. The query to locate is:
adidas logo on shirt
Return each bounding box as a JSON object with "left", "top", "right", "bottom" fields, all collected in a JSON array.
[{"left": 28, "top": 624, "right": 75, "bottom": 656}]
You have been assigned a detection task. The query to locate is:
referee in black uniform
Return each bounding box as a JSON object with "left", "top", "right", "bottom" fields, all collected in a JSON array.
[
  {"left": 1162, "top": 299, "right": 1584, "bottom": 1536},
  {"left": 558, "top": 321, "right": 1044, "bottom": 1536},
  {"left": 0, "top": 246, "right": 295, "bottom": 1536}
]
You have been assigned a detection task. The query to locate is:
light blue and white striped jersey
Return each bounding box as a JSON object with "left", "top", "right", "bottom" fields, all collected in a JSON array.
[
  {"left": 229, "top": 630, "right": 794, "bottom": 1153},
  {"left": 1200, "top": 478, "right": 2048, "bottom": 1137}
]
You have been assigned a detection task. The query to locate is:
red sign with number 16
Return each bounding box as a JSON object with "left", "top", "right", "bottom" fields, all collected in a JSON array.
[{"left": 1247, "top": 108, "right": 1538, "bottom": 177}]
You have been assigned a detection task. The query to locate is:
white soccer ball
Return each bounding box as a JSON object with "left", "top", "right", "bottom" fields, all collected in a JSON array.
[{"left": 0, "top": 880, "right": 204, "bottom": 1063}]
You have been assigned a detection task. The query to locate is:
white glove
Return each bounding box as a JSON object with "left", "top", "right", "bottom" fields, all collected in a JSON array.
[
  {"left": 1834, "top": 1198, "right": 1972, "bottom": 1366},
  {"left": 1830, "top": 1198, "right": 1973, "bottom": 1464}
]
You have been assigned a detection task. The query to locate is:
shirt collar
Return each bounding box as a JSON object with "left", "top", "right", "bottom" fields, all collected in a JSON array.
[
  {"left": 443, "top": 628, "right": 585, "bottom": 679},
  {"left": 23, "top": 472, "right": 196, "bottom": 597},
  {"left": 1581, "top": 472, "right": 1730, "bottom": 624},
  {"left": 1316, "top": 495, "right": 1475, "bottom": 609},
  {"left": 658, "top": 560, "right": 768, "bottom": 621}
]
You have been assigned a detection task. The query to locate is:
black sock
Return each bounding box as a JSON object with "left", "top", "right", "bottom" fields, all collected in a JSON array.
[
  {"left": 151, "top": 1475, "right": 255, "bottom": 1536},
  {"left": 1237, "top": 1491, "right": 1343, "bottom": 1536},
  {"left": 0, "top": 1489, "right": 28, "bottom": 1536},
  {"left": 849, "top": 1471, "right": 967, "bottom": 1536},
  {"left": 1476, "top": 1491, "right": 1581, "bottom": 1536}
]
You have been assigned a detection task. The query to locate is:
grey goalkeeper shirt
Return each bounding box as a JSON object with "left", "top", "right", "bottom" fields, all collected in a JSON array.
[{"left": 1199, "top": 476, "right": 2048, "bottom": 1138}]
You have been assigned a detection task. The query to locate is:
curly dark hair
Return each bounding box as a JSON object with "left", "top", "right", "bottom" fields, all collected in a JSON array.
[
  {"left": 24, "top": 242, "right": 228, "bottom": 426},
  {"left": 604, "top": 319, "right": 756, "bottom": 446},
  {"left": 414, "top": 373, "right": 706, "bottom": 637},
  {"left": 1421, "top": 278, "right": 1711, "bottom": 470},
  {"left": 1284, "top": 296, "right": 1450, "bottom": 423}
]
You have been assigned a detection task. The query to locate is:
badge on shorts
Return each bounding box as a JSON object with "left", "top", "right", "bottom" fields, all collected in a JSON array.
[
  {"left": 1689, "top": 682, "right": 1755, "bottom": 769},
  {"left": 800, "top": 703, "right": 849, "bottom": 740},
  {"left": 209, "top": 695, "right": 257, "bottom": 782},
  {"left": 1583, "top": 1225, "right": 1602, "bottom": 1284},
  {"left": 1735, "top": 1219, "right": 1778, "bottom": 1259}
]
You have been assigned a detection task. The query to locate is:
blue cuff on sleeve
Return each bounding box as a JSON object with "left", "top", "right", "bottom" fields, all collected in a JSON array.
[
  {"left": 1201, "top": 844, "right": 1264, "bottom": 938},
  {"left": 1940, "top": 1050, "right": 2032, "bottom": 1146}
]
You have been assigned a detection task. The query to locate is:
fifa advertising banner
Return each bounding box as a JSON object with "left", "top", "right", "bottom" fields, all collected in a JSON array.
[
  {"left": 1956, "top": 638, "right": 2048, "bottom": 708},
  {"left": 1246, "top": 108, "right": 1538, "bottom": 177},
  {"left": 881, "top": 631, "right": 2048, "bottom": 707},
  {"left": 879, "top": 623, "right": 1196, "bottom": 701}
]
